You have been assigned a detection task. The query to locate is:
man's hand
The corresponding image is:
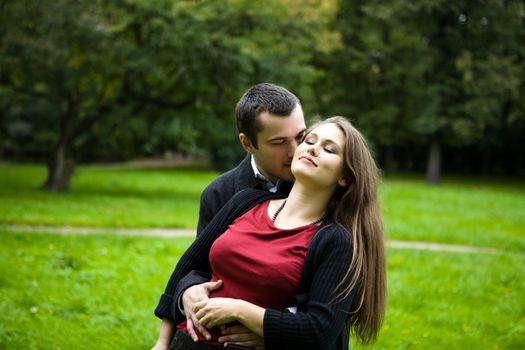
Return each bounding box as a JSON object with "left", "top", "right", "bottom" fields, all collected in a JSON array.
[
  {"left": 219, "top": 324, "right": 265, "bottom": 350},
  {"left": 182, "top": 280, "right": 223, "bottom": 341}
]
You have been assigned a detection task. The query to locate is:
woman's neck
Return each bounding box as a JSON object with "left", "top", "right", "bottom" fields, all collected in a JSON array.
[{"left": 274, "top": 183, "right": 332, "bottom": 228}]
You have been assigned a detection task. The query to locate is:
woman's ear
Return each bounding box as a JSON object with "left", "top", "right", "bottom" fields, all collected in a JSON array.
[
  {"left": 239, "top": 133, "right": 254, "bottom": 154},
  {"left": 338, "top": 176, "right": 350, "bottom": 187}
]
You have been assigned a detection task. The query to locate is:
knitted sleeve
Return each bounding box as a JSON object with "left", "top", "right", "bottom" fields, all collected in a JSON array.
[{"left": 263, "top": 226, "right": 355, "bottom": 350}]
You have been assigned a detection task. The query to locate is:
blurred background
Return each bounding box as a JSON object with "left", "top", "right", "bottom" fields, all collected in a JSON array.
[
  {"left": 1, "top": 0, "right": 524, "bottom": 349},
  {"left": 1, "top": 0, "right": 524, "bottom": 190}
]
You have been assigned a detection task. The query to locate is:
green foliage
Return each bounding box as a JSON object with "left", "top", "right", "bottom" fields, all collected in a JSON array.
[
  {"left": 1, "top": 0, "right": 524, "bottom": 178},
  {"left": 314, "top": 0, "right": 525, "bottom": 176},
  {"left": 0, "top": 0, "right": 326, "bottom": 170}
]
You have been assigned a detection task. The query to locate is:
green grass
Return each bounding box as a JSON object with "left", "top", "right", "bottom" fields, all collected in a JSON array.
[
  {"left": 380, "top": 175, "right": 525, "bottom": 252},
  {"left": 1, "top": 231, "right": 523, "bottom": 349},
  {"left": 1, "top": 163, "right": 524, "bottom": 251},
  {"left": 0, "top": 230, "right": 194, "bottom": 350},
  {"left": 0, "top": 163, "right": 524, "bottom": 349},
  {"left": 0, "top": 163, "right": 218, "bottom": 228},
  {"left": 356, "top": 248, "right": 525, "bottom": 349}
]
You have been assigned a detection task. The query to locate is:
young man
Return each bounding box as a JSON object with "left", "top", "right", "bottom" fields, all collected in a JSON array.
[
  {"left": 196, "top": 83, "right": 306, "bottom": 235},
  {"left": 152, "top": 83, "right": 306, "bottom": 350}
]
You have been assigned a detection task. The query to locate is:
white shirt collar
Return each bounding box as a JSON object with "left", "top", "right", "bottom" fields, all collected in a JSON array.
[{"left": 250, "top": 155, "right": 279, "bottom": 193}]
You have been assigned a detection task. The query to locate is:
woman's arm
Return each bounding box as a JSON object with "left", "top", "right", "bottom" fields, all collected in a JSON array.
[{"left": 263, "top": 226, "right": 355, "bottom": 350}]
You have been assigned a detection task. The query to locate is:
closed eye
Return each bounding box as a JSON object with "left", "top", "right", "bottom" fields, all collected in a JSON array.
[
  {"left": 304, "top": 136, "right": 316, "bottom": 145},
  {"left": 296, "top": 131, "right": 306, "bottom": 143}
]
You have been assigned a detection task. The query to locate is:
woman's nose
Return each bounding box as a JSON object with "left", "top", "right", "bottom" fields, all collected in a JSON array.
[{"left": 307, "top": 145, "right": 318, "bottom": 156}]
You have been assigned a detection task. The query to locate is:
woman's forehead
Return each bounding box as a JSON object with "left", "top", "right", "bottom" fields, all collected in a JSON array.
[{"left": 308, "top": 123, "right": 345, "bottom": 143}]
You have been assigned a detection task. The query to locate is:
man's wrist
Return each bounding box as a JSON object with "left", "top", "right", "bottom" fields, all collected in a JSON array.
[
  {"left": 178, "top": 283, "right": 199, "bottom": 316},
  {"left": 177, "top": 293, "right": 185, "bottom": 314}
]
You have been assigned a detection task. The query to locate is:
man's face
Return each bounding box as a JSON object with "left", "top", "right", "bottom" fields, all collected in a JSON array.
[{"left": 247, "top": 105, "right": 306, "bottom": 183}]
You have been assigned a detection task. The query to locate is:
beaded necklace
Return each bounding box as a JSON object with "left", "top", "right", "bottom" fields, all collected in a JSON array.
[{"left": 271, "top": 200, "right": 325, "bottom": 226}]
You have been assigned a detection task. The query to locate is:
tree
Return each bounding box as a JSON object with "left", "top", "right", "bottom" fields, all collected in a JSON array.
[
  {"left": 0, "top": 0, "right": 329, "bottom": 190},
  {"left": 1, "top": 0, "right": 173, "bottom": 190},
  {"left": 410, "top": 0, "right": 525, "bottom": 183},
  {"left": 313, "top": 0, "right": 428, "bottom": 174},
  {"left": 314, "top": 0, "right": 525, "bottom": 181}
]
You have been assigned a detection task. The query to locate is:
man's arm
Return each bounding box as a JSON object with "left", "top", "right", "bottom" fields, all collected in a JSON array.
[
  {"left": 196, "top": 189, "right": 216, "bottom": 237},
  {"left": 181, "top": 280, "right": 223, "bottom": 341},
  {"left": 150, "top": 318, "right": 175, "bottom": 350},
  {"left": 172, "top": 271, "right": 210, "bottom": 320},
  {"left": 182, "top": 287, "right": 265, "bottom": 349},
  {"left": 158, "top": 189, "right": 276, "bottom": 348}
]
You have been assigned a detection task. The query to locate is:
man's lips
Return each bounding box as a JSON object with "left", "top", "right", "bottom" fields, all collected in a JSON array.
[{"left": 299, "top": 156, "right": 317, "bottom": 166}]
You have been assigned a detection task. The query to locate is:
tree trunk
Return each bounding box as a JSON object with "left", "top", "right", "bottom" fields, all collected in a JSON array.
[
  {"left": 425, "top": 137, "right": 441, "bottom": 185},
  {"left": 517, "top": 151, "right": 524, "bottom": 177},
  {"left": 41, "top": 96, "right": 78, "bottom": 192},
  {"left": 481, "top": 150, "right": 491, "bottom": 175},
  {"left": 383, "top": 146, "right": 394, "bottom": 176},
  {"left": 41, "top": 142, "right": 75, "bottom": 192}
]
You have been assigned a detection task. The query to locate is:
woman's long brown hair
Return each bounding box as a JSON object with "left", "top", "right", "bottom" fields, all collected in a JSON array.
[{"left": 309, "top": 116, "right": 386, "bottom": 345}]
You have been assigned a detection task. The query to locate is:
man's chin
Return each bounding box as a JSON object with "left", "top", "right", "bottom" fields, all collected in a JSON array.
[{"left": 280, "top": 171, "right": 295, "bottom": 183}]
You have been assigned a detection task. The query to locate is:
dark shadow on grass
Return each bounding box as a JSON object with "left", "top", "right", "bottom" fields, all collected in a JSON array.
[{"left": 63, "top": 187, "right": 201, "bottom": 202}]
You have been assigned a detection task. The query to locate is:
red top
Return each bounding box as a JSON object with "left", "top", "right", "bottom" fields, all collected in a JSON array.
[{"left": 178, "top": 200, "right": 319, "bottom": 344}]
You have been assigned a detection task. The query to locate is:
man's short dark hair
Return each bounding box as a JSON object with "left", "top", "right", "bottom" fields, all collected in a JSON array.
[{"left": 236, "top": 83, "right": 300, "bottom": 148}]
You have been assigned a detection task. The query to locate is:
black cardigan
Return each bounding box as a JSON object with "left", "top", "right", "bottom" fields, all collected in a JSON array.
[{"left": 155, "top": 189, "right": 355, "bottom": 350}]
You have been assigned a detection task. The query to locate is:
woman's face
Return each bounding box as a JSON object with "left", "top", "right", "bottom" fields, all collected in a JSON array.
[{"left": 291, "top": 123, "right": 347, "bottom": 189}]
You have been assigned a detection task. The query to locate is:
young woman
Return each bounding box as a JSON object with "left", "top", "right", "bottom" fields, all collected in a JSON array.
[{"left": 153, "top": 117, "right": 386, "bottom": 350}]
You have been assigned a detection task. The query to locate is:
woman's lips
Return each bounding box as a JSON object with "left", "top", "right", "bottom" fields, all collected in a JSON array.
[{"left": 299, "top": 156, "right": 317, "bottom": 166}]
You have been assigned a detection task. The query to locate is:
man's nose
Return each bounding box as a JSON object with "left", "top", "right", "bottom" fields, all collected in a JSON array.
[{"left": 287, "top": 139, "right": 299, "bottom": 158}]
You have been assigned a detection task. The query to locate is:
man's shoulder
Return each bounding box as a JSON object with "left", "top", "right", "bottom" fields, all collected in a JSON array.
[
  {"left": 207, "top": 165, "right": 241, "bottom": 187},
  {"left": 202, "top": 156, "right": 253, "bottom": 196}
]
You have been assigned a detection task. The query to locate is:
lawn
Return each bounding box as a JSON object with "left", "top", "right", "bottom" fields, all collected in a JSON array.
[
  {"left": 0, "top": 230, "right": 523, "bottom": 349},
  {"left": 0, "top": 230, "right": 193, "bottom": 349},
  {"left": 381, "top": 175, "right": 525, "bottom": 252},
  {"left": 1, "top": 163, "right": 524, "bottom": 251},
  {"left": 1, "top": 163, "right": 525, "bottom": 349},
  {"left": 0, "top": 163, "right": 217, "bottom": 229},
  {"left": 365, "top": 248, "right": 525, "bottom": 350}
]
